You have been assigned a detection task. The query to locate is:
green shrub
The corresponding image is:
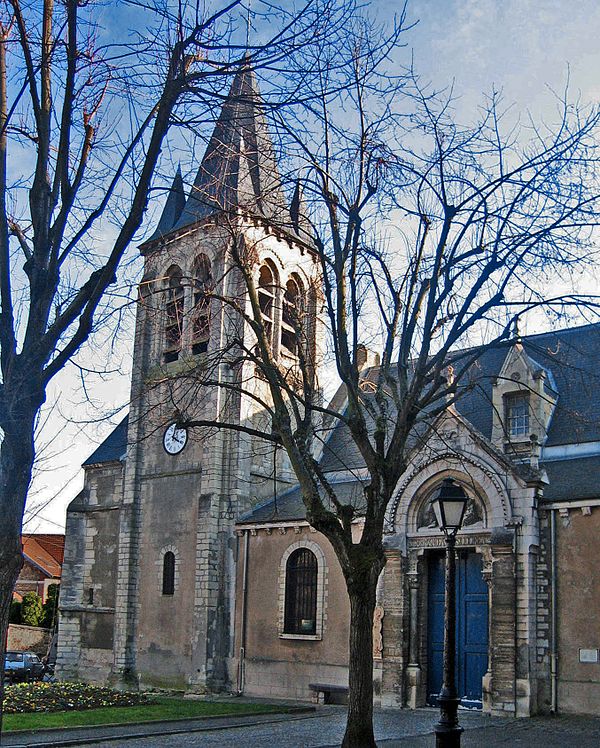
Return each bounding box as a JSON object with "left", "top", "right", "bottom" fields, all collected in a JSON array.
[
  {"left": 21, "top": 592, "right": 43, "bottom": 627},
  {"left": 41, "top": 584, "right": 59, "bottom": 629}
]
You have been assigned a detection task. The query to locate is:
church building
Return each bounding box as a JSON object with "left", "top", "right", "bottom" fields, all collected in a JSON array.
[{"left": 57, "top": 66, "right": 600, "bottom": 718}]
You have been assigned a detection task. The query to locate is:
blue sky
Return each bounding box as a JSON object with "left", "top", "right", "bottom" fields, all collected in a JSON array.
[{"left": 25, "top": 0, "right": 600, "bottom": 532}]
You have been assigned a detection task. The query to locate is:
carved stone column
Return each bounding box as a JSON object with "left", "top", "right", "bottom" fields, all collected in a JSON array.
[
  {"left": 406, "top": 550, "right": 422, "bottom": 709},
  {"left": 481, "top": 547, "right": 493, "bottom": 714}
]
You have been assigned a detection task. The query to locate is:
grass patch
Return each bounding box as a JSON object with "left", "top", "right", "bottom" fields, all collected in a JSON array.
[{"left": 3, "top": 695, "right": 287, "bottom": 733}]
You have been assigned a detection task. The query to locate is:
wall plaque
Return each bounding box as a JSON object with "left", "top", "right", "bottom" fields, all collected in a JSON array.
[{"left": 579, "top": 648, "right": 599, "bottom": 664}]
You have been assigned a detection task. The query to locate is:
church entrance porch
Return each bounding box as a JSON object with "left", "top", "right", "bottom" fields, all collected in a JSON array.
[
  {"left": 426, "top": 550, "right": 489, "bottom": 709},
  {"left": 380, "top": 529, "right": 521, "bottom": 717}
]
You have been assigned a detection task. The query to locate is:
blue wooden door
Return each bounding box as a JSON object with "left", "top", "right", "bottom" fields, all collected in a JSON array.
[{"left": 427, "top": 551, "right": 488, "bottom": 709}]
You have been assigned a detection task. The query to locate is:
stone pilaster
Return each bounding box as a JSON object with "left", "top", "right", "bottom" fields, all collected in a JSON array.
[
  {"left": 488, "top": 539, "right": 517, "bottom": 715},
  {"left": 380, "top": 549, "right": 406, "bottom": 707}
]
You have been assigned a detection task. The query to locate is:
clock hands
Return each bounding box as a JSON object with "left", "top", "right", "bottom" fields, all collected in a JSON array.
[{"left": 163, "top": 423, "right": 188, "bottom": 454}]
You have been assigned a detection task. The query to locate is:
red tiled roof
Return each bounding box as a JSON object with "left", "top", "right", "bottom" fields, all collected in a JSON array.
[
  {"left": 21, "top": 535, "right": 64, "bottom": 578},
  {"left": 28, "top": 534, "right": 65, "bottom": 565}
]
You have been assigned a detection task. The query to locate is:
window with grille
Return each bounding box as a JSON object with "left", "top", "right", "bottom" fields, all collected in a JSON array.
[
  {"left": 162, "top": 552, "right": 175, "bottom": 595},
  {"left": 164, "top": 267, "right": 184, "bottom": 363},
  {"left": 505, "top": 393, "right": 529, "bottom": 437},
  {"left": 191, "top": 254, "right": 212, "bottom": 355},
  {"left": 284, "top": 548, "right": 318, "bottom": 634},
  {"left": 281, "top": 276, "right": 303, "bottom": 356}
]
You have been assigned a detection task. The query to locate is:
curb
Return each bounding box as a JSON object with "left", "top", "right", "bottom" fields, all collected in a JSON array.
[{"left": 2, "top": 707, "right": 324, "bottom": 748}]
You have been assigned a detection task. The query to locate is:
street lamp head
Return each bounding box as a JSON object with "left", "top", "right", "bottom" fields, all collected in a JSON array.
[{"left": 432, "top": 478, "right": 469, "bottom": 536}]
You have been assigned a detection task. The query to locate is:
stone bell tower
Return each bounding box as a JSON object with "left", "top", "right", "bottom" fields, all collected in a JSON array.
[{"left": 106, "top": 64, "right": 322, "bottom": 691}]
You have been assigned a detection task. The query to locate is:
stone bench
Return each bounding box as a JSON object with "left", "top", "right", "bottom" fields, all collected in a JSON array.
[{"left": 309, "top": 682, "right": 349, "bottom": 704}]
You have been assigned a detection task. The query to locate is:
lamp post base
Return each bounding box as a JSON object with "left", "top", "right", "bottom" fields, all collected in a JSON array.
[
  {"left": 434, "top": 722, "right": 464, "bottom": 748},
  {"left": 434, "top": 695, "right": 463, "bottom": 748}
]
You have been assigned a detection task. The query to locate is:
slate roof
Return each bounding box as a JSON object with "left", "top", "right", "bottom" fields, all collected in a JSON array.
[
  {"left": 243, "top": 323, "right": 600, "bottom": 522},
  {"left": 321, "top": 323, "right": 600, "bottom": 472},
  {"left": 453, "top": 323, "right": 600, "bottom": 446},
  {"left": 85, "top": 325, "right": 600, "bottom": 516},
  {"left": 146, "top": 166, "right": 186, "bottom": 243},
  {"left": 542, "top": 455, "right": 600, "bottom": 502},
  {"left": 82, "top": 416, "right": 128, "bottom": 466},
  {"left": 240, "top": 481, "right": 367, "bottom": 524},
  {"left": 141, "top": 64, "right": 311, "bottom": 246}
]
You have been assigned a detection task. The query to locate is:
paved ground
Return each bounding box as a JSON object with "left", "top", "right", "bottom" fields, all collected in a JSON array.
[{"left": 4, "top": 706, "right": 600, "bottom": 748}]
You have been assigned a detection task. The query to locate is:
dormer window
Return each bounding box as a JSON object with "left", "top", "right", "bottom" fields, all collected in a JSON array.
[
  {"left": 505, "top": 392, "right": 529, "bottom": 438},
  {"left": 164, "top": 266, "right": 184, "bottom": 363},
  {"left": 191, "top": 254, "right": 212, "bottom": 355}
]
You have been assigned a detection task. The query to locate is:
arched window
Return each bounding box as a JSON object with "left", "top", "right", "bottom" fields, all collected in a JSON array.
[
  {"left": 284, "top": 547, "right": 317, "bottom": 634},
  {"left": 191, "top": 254, "right": 212, "bottom": 355},
  {"left": 258, "top": 263, "right": 277, "bottom": 348},
  {"left": 281, "top": 275, "right": 303, "bottom": 356},
  {"left": 162, "top": 551, "right": 175, "bottom": 596},
  {"left": 164, "top": 266, "right": 184, "bottom": 363}
]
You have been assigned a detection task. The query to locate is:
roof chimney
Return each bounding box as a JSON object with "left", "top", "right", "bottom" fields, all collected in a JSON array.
[{"left": 356, "top": 344, "right": 381, "bottom": 371}]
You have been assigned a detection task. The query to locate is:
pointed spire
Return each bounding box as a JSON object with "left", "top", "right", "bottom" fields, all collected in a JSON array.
[
  {"left": 173, "top": 64, "right": 289, "bottom": 231},
  {"left": 147, "top": 166, "right": 186, "bottom": 242}
]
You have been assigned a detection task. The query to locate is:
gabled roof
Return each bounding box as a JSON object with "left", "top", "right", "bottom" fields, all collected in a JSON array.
[
  {"left": 22, "top": 535, "right": 64, "bottom": 578},
  {"left": 83, "top": 324, "right": 600, "bottom": 517},
  {"left": 242, "top": 322, "right": 600, "bottom": 522},
  {"left": 82, "top": 416, "right": 128, "bottom": 467},
  {"left": 454, "top": 323, "right": 600, "bottom": 446}
]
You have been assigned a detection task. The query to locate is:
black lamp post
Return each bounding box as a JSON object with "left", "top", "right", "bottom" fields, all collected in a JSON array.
[{"left": 432, "top": 478, "right": 469, "bottom": 748}]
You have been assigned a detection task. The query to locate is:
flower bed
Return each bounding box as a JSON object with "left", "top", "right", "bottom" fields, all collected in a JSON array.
[{"left": 3, "top": 682, "right": 154, "bottom": 714}]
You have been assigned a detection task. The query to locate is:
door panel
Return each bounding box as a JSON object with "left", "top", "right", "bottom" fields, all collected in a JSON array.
[
  {"left": 427, "top": 550, "right": 488, "bottom": 709},
  {"left": 427, "top": 553, "right": 446, "bottom": 703}
]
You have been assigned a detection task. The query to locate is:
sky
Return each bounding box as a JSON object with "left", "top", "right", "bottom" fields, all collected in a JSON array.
[{"left": 23, "top": 0, "right": 600, "bottom": 533}]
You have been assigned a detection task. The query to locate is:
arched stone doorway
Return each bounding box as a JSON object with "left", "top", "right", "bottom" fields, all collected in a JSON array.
[{"left": 380, "top": 462, "right": 519, "bottom": 716}]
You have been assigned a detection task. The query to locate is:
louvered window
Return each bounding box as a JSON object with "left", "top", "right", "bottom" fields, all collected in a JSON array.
[
  {"left": 258, "top": 264, "right": 276, "bottom": 347},
  {"left": 281, "top": 276, "right": 302, "bottom": 356},
  {"left": 164, "top": 268, "right": 184, "bottom": 363},
  {"left": 192, "top": 254, "right": 212, "bottom": 355},
  {"left": 284, "top": 548, "right": 317, "bottom": 634}
]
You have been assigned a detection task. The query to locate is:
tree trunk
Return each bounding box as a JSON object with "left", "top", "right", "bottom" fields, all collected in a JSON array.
[
  {"left": 0, "top": 405, "right": 37, "bottom": 737},
  {"left": 342, "top": 582, "right": 378, "bottom": 748},
  {"left": 0, "top": 535, "right": 23, "bottom": 737}
]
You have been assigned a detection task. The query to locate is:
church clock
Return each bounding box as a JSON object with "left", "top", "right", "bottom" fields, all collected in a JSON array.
[{"left": 163, "top": 423, "right": 188, "bottom": 455}]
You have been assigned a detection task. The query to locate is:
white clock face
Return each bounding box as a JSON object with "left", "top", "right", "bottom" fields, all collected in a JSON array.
[{"left": 163, "top": 423, "right": 188, "bottom": 455}]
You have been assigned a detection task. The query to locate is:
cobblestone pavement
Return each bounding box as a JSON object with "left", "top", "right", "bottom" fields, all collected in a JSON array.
[{"left": 8, "top": 707, "right": 599, "bottom": 748}]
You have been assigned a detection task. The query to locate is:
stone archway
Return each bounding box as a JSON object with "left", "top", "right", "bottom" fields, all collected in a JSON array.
[{"left": 380, "top": 465, "right": 519, "bottom": 715}]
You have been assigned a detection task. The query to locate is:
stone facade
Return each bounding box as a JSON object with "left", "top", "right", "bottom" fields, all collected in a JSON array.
[
  {"left": 232, "top": 524, "right": 350, "bottom": 700},
  {"left": 7, "top": 624, "right": 52, "bottom": 656},
  {"left": 57, "top": 63, "right": 600, "bottom": 717}
]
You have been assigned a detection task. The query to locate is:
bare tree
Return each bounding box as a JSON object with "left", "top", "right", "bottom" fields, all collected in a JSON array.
[
  {"left": 150, "top": 17, "right": 600, "bottom": 747},
  {"left": 0, "top": 0, "right": 345, "bottom": 730}
]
